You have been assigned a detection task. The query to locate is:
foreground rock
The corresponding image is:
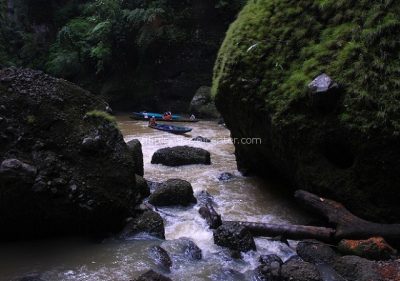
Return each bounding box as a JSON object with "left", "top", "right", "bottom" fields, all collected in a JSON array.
[
  {"left": 0, "top": 68, "right": 140, "bottom": 239},
  {"left": 136, "top": 175, "right": 151, "bottom": 200},
  {"left": 212, "top": 0, "right": 400, "bottom": 222},
  {"left": 213, "top": 222, "right": 256, "bottom": 252},
  {"left": 133, "top": 270, "right": 172, "bottom": 281},
  {"left": 120, "top": 210, "right": 165, "bottom": 239},
  {"left": 151, "top": 146, "right": 211, "bottom": 166},
  {"left": 148, "top": 179, "right": 197, "bottom": 207}
]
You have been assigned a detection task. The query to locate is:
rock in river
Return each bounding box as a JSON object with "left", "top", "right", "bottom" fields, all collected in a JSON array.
[
  {"left": 120, "top": 210, "right": 165, "bottom": 239},
  {"left": 0, "top": 67, "right": 141, "bottom": 239},
  {"left": 213, "top": 222, "right": 256, "bottom": 253},
  {"left": 148, "top": 179, "right": 197, "bottom": 207},
  {"left": 151, "top": 146, "right": 211, "bottom": 166}
]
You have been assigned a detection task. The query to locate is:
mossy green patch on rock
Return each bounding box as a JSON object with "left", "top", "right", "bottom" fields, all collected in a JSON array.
[{"left": 213, "top": 0, "right": 400, "bottom": 222}]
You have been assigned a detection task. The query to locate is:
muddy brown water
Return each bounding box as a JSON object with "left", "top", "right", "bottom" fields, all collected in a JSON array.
[{"left": 0, "top": 116, "right": 309, "bottom": 281}]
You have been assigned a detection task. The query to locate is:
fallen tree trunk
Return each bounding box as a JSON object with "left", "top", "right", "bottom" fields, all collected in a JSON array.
[
  {"left": 224, "top": 221, "right": 335, "bottom": 242},
  {"left": 295, "top": 190, "right": 400, "bottom": 240}
]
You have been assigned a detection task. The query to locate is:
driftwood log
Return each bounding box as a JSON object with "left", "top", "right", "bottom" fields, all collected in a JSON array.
[
  {"left": 199, "top": 190, "right": 400, "bottom": 242},
  {"left": 295, "top": 190, "right": 400, "bottom": 240}
]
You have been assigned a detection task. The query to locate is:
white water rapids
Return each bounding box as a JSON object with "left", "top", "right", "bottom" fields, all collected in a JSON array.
[{"left": 0, "top": 116, "right": 310, "bottom": 281}]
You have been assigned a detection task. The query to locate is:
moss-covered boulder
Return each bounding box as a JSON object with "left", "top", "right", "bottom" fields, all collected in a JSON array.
[
  {"left": 0, "top": 67, "right": 140, "bottom": 239},
  {"left": 212, "top": 0, "right": 400, "bottom": 222}
]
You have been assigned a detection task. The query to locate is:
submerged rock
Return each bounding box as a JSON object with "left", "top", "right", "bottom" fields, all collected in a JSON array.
[
  {"left": 148, "top": 179, "right": 197, "bottom": 207},
  {"left": 213, "top": 222, "right": 256, "bottom": 252},
  {"left": 151, "top": 146, "right": 211, "bottom": 166},
  {"left": 0, "top": 67, "right": 140, "bottom": 239},
  {"left": 120, "top": 210, "right": 165, "bottom": 239},
  {"left": 134, "top": 269, "right": 172, "bottom": 281},
  {"left": 192, "top": 136, "right": 211, "bottom": 143},
  {"left": 149, "top": 246, "right": 173, "bottom": 272},
  {"left": 218, "top": 172, "right": 234, "bottom": 181}
]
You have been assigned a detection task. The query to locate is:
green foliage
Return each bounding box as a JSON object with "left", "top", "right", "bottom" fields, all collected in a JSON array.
[
  {"left": 213, "top": 0, "right": 400, "bottom": 134},
  {"left": 85, "top": 110, "right": 116, "bottom": 125}
]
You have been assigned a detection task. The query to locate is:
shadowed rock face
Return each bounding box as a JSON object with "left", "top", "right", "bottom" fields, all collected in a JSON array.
[
  {"left": 0, "top": 67, "right": 140, "bottom": 239},
  {"left": 212, "top": 0, "right": 400, "bottom": 223}
]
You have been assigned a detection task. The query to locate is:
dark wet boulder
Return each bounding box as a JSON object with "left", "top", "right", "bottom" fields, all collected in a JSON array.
[
  {"left": 0, "top": 68, "right": 140, "bottom": 240},
  {"left": 213, "top": 222, "right": 256, "bottom": 252},
  {"left": 120, "top": 210, "right": 165, "bottom": 239},
  {"left": 127, "top": 139, "right": 144, "bottom": 176},
  {"left": 308, "top": 73, "right": 341, "bottom": 111},
  {"left": 338, "top": 237, "right": 397, "bottom": 261},
  {"left": 280, "top": 260, "right": 322, "bottom": 281},
  {"left": 148, "top": 179, "right": 197, "bottom": 207},
  {"left": 192, "top": 136, "right": 211, "bottom": 143},
  {"left": 296, "top": 240, "right": 338, "bottom": 264},
  {"left": 136, "top": 175, "right": 151, "bottom": 200},
  {"left": 255, "top": 254, "right": 283, "bottom": 281},
  {"left": 134, "top": 269, "right": 172, "bottom": 281},
  {"left": 148, "top": 245, "right": 173, "bottom": 272},
  {"left": 151, "top": 146, "right": 211, "bottom": 166},
  {"left": 161, "top": 237, "right": 202, "bottom": 261},
  {"left": 218, "top": 172, "right": 234, "bottom": 181}
]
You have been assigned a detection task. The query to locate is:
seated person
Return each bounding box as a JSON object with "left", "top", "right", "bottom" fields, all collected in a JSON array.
[{"left": 149, "top": 116, "right": 157, "bottom": 126}]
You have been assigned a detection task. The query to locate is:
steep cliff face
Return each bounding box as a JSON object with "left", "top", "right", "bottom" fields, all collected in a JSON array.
[
  {"left": 213, "top": 0, "right": 400, "bottom": 222},
  {"left": 0, "top": 67, "right": 140, "bottom": 239}
]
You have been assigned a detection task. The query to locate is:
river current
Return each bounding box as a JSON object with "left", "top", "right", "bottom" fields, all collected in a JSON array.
[{"left": 0, "top": 116, "right": 309, "bottom": 281}]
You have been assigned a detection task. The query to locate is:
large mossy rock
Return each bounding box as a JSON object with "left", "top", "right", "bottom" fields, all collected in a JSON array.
[
  {"left": 212, "top": 0, "right": 400, "bottom": 222},
  {"left": 0, "top": 67, "right": 140, "bottom": 239}
]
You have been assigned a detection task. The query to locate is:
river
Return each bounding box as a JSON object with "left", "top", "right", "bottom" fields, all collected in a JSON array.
[{"left": 0, "top": 116, "right": 309, "bottom": 281}]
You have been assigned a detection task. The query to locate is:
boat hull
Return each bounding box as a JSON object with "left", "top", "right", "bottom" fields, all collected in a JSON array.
[{"left": 149, "top": 124, "right": 192, "bottom": 134}]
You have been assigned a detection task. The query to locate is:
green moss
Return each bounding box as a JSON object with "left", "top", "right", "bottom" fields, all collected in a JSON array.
[
  {"left": 85, "top": 110, "right": 116, "bottom": 125},
  {"left": 212, "top": 0, "right": 400, "bottom": 134}
]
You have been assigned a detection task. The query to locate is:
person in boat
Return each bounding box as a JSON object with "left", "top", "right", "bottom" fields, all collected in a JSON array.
[
  {"left": 163, "top": 111, "right": 172, "bottom": 120},
  {"left": 149, "top": 116, "right": 157, "bottom": 127}
]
